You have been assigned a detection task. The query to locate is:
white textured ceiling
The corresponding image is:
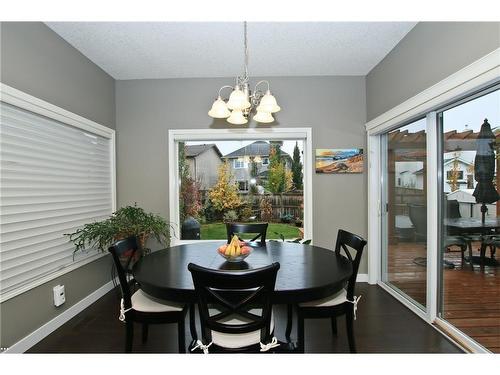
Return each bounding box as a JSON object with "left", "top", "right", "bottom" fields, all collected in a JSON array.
[{"left": 45, "top": 22, "right": 416, "bottom": 79}]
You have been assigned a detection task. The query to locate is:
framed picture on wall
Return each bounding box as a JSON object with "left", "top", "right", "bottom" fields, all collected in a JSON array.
[{"left": 315, "top": 148, "right": 364, "bottom": 173}]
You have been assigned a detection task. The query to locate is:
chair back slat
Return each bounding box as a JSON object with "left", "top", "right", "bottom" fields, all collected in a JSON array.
[
  {"left": 108, "top": 236, "right": 140, "bottom": 308},
  {"left": 334, "top": 229, "right": 367, "bottom": 299},
  {"left": 188, "top": 262, "right": 279, "bottom": 345},
  {"left": 226, "top": 222, "right": 268, "bottom": 245}
]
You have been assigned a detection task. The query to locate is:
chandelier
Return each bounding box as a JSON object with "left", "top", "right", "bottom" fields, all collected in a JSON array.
[{"left": 208, "top": 22, "right": 280, "bottom": 125}]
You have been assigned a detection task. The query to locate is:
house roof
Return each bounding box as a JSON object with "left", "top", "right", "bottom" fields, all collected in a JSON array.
[
  {"left": 185, "top": 144, "right": 222, "bottom": 158},
  {"left": 443, "top": 157, "right": 473, "bottom": 167},
  {"left": 222, "top": 141, "right": 291, "bottom": 159}
]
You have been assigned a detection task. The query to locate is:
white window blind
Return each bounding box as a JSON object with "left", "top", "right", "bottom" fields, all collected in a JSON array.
[{"left": 0, "top": 102, "right": 113, "bottom": 300}]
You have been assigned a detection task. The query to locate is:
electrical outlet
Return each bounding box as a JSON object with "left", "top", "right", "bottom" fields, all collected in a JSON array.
[{"left": 53, "top": 284, "right": 65, "bottom": 307}]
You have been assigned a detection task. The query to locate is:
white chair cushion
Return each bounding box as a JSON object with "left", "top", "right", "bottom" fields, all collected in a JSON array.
[
  {"left": 131, "top": 289, "right": 184, "bottom": 313},
  {"left": 209, "top": 308, "right": 274, "bottom": 349},
  {"left": 299, "top": 288, "right": 348, "bottom": 308}
]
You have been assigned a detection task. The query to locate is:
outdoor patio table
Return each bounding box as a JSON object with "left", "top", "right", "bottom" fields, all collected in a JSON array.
[
  {"left": 133, "top": 240, "right": 352, "bottom": 350},
  {"left": 444, "top": 217, "right": 500, "bottom": 266}
]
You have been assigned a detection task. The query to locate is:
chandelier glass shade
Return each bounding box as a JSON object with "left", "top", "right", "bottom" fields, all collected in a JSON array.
[{"left": 208, "top": 22, "right": 280, "bottom": 124}]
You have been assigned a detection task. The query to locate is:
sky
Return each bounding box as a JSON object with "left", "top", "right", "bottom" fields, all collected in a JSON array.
[{"left": 186, "top": 139, "right": 304, "bottom": 161}]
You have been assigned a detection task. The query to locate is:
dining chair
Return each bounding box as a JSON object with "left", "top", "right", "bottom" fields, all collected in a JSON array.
[
  {"left": 226, "top": 222, "right": 268, "bottom": 246},
  {"left": 296, "top": 229, "right": 367, "bottom": 353},
  {"left": 187, "top": 262, "right": 281, "bottom": 353},
  {"left": 108, "top": 236, "right": 188, "bottom": 353}
]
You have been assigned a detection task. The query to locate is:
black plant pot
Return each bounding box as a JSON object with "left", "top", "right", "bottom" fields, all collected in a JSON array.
[{"left": 181, "top": 216, "right": 201, "bottom": 240}]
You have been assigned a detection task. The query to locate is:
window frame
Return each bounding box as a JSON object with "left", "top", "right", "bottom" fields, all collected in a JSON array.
[
  {"left": 233, "top": 159, "right": 245, "bottom": 169},
  {"left": 0, "top": 83, "right": 116, "bottom": 302},
  {"left": 168, "top": 128, "right": 313, "bottom": 245}
]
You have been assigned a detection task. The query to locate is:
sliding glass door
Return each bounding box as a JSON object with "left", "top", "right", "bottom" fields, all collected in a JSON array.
[
  {"left": 438, "top": 88, "right": 500, "bottom": 352},
  {"left": 381, "top": 118, "right": 428, "bottom": 309}
]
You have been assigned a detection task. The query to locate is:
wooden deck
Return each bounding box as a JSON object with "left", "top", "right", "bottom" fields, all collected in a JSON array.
[{"left": 387, "top": 242, "right": 500, "bottom": 352}]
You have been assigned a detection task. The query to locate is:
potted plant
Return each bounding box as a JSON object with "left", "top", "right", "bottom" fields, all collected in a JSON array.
[{"left": 66, "top": 203, "right": 172, "bottom": 257}]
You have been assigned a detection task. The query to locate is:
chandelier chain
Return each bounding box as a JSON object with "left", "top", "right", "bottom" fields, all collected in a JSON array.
[{"left": 243, "top": 21, "right": 249, "bottom": 83}]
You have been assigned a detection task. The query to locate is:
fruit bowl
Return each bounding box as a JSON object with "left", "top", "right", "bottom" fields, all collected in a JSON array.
[{"left": 217, "top": 237, "right": 252, "bottom": 263}]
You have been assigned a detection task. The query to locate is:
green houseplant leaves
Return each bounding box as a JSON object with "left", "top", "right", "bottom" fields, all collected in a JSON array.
[{"left": 65, "top": 203, "right": 172, "bottom": 255}]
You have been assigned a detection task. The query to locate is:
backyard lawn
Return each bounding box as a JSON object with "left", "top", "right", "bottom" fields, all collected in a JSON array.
[{"left": 200, "top": 222, "right": 301, "bottom": 240}]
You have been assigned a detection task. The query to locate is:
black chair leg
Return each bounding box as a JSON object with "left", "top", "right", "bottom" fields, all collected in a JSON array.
[
  {"left": 142, "top": 323, "right": 149, "bottom": 343},
  {"left": 297, "top": 314, "right": 305, "bottom": 353},
  {"left": 125, "top": 322, "right": 134, "bottom": 353},
  {"left": 189, "top": 303, "right": 198, "bottom": 349},
  {"left": 178, "top": 318, "right": 186, "bottom": 353},
  {"left": 331, "top": 316, "right": 337, "bottom": 336},
  {"left": 467, "top": 242, "right": 474, "bottom": 269},
  {"left": 285, "top": 304, "right": 293, "bottom": 341},
  {"left": 346, "top": 309, "right": 356, "bottom": 353}
]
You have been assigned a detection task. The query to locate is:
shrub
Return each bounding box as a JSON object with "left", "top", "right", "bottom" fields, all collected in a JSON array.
[
  {"left": 203, "top": 199, "right": 217, "bottom": 222},
  {"left": 239, "top": 204, "right": 254, "bottom": 221},
  {"left": 223, "top": 210, "right": 239, "bottom": 223},
  {"left": 260, "top": 198, "right": 273, "bottom": 222},
  {"left": 280, "top": 213, "right": 294, "bottom": 224}
]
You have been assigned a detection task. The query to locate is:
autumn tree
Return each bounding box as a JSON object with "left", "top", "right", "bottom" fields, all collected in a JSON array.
[
  {"left": 448, "top": 153, "right": 461, "bottom": 192},
  {"left": 178, "top": 142, "right": 202, "bottom": 222},
  {"left": 208, "top": 161, "right": 242, "bottom": 216},
  {"left": 291, "top": 141, "right": 303, "bottom": 190},
  {"left": 266, "top": 144, "right": 293, "bottom": 218}
]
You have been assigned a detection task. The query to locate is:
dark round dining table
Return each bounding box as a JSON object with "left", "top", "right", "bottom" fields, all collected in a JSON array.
[
  {"left": 133, "top": 240, "right": 353, "bottom": 305},
  {"left": 133, "top": 240, "right": 352, "bottom": 348}
]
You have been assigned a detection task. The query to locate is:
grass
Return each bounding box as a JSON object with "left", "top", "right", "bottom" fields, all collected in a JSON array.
[{"left": 200, "top": 222, "right": 301, "bottom": 240}]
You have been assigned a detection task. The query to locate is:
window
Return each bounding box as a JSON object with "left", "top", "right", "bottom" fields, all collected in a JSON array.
[
  {"left": 446, "top": 170, "right": 464, "bottom": 180},
  {"left": 262, "top": 157, "right": 269, "bottom": 165},
  {"left": 0, "top": 86, "right": 115, "bottom": 301},
  {"left": 169, "top": 128, "right": 312, "bottom": 244},
  {"left": 238, "top": 181, "right": 248, "bottom": 191},
  {"left": 233, "top": 159, "right": 245, "bottom": 169}
]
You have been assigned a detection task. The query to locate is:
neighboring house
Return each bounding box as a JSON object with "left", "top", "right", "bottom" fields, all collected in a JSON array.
[
  {"left": 222, "top": 141, "right": 292, "bottom": 191},
  {"left": 442, "top": 155, "right": 475, "bottom": 193},
  {"left": 395, "top": 161, "right": 423, "bottom": 189},
  {"left": 185, "top": 144, "right": 223, "bottom": 190}
]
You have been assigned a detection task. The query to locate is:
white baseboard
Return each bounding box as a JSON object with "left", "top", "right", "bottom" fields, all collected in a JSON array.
[
  {"left": 4, "top": 279, "right": 117, "bottom": 354},
  {"left": 356, "top": 273, "right": 368, "bottom": 283}
]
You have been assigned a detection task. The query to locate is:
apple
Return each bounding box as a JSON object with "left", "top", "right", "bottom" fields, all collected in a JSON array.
[{"left": 241, "top": 246, "right": 251, "bottom": 255}]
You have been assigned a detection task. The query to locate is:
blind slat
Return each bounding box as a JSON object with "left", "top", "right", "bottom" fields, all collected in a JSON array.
[{"left": 0, "top": 102, "right": 113, "bottom": 296}]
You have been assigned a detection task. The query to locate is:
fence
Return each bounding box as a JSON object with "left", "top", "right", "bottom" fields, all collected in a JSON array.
[
  {"left": 245, "top": 193, "right": 303, "bottom": 220},
  {"left": 199, "top": 190, "right": 304, "bottom": 221}
]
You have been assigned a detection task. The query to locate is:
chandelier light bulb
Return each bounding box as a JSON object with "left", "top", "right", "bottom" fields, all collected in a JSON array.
[
  {"left": 208, "top": 96, "right": 231, "bottom": 118},
  {"left": 253, "top": 110, "right": 274, "bottom": 123},
  {"left": 257, "top": 90, "right": 281, "bottom": 113},
  {"left": 227, "top": 109, "right": 248, "bottom": 125},
  {"left": 227, "top": 87, "right": 251, "bottom": 110}
]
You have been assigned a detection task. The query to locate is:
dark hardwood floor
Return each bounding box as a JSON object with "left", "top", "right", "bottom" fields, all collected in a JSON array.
[
  {"left": 388, "top": 242, "right": 500, "bottom": 352},
  {"left": 27, "top": 284, "right": 461, "bottom": 353}
]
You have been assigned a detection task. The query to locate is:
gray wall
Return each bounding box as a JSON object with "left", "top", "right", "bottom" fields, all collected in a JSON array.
[
  {"left": 115, "top": 76, "right": 368, "bottom": 267},
  {"left": 0, "top": 22, "right": 115, "bottom": 128},
  {"left": 0, "top": 22, "right": 115, "bottom": 348},
  {"left": 366, "top": 22, "right": 500, "bottom": 121}
]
